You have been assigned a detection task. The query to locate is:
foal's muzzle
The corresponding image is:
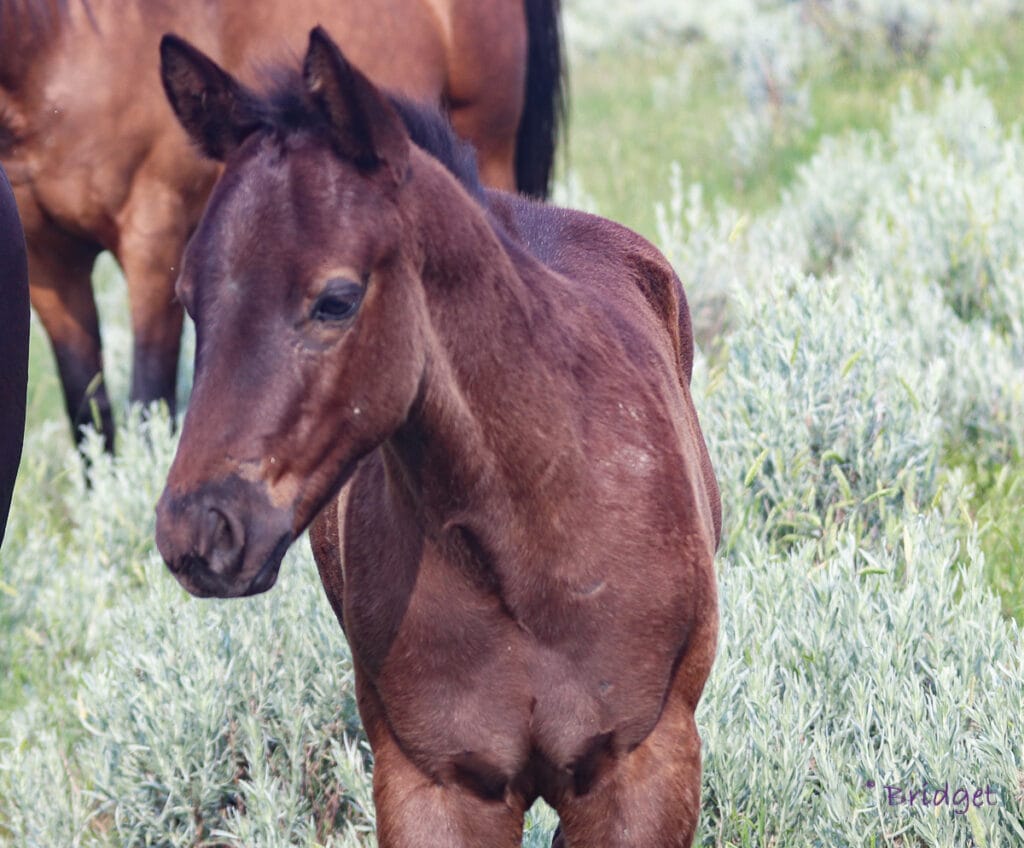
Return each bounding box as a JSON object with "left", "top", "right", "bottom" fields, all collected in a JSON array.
[{"left": 155, "top": 476, "right": 294, "bottom": 598}]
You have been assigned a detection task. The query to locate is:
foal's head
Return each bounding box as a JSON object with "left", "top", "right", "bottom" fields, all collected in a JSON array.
[{"left": 155, "top": 29, "right": 440, "bottom": 597}]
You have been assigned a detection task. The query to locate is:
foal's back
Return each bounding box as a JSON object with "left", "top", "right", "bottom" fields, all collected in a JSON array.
[{"left": 490, "top": 192, "right": 722, "bottom": 544}]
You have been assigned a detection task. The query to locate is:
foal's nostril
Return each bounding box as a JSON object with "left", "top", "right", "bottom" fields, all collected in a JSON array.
[
  {"left": 165, "top": 551, "right": 187, "bottom": 575},
  {"left": 206, "top": 507, "right": 234, "bottom": 554},
  {"left": 205, "top": 506, "right": 244, "bottom": 576}
]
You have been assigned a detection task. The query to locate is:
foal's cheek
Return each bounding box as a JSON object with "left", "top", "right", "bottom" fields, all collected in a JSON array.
[{"left": 343, "top": 282, "right": 426, "bottom": 421}]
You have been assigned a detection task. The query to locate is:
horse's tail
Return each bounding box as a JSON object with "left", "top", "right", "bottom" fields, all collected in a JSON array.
[{"left": 515, "top": 0, "right": 567, "bottom": 199}]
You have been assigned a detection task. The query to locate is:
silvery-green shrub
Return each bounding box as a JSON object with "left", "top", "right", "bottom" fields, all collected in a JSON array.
[
  {"left": 566, "top": 1, "right": 1023, "bottom": 177},
  {"left": 701, "top": 268, "right": 942, "bottom": 557},
  {"left": 78, "top": 547, "right": 373, "bottom": 847},
  {"left": 698, "top": 516, "right": 1024, "bottom": 847},
  {"left": 0, "top": 413, "right": 375, "bottom": 847},
  {"left": 664, "top": 75, "right": 1024, "bottom": 468},
  {"left": 564, "top": 0, "right": 1022, "bottom": 64}
]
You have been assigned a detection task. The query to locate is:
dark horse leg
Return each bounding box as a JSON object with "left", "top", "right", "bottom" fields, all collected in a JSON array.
[
  {"left": 0, "top": 165, "right": 29, "bottom": 545},
  {"left": 355, "top": 667, "right": 526, "bottom": 848},
  {"left": 24, "top": 223, "right": 112, "bottom": 451}
]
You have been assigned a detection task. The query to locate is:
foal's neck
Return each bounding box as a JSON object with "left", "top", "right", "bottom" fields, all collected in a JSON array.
[{"left": 385, "top": 158, "right": 569, "bottom": 556}]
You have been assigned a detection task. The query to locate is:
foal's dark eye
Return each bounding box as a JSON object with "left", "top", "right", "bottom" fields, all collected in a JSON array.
[{"left": 311, "top": 279, "right": 364, "bottom": 322}]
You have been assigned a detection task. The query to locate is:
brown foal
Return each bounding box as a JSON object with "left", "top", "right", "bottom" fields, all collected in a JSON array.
[{"left": 155, "top": 29, "right": 718, "bottom": 847}]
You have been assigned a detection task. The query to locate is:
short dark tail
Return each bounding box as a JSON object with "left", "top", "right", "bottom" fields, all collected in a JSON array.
[{"left": 515, "top": 0, "right": 567, "bottom": 199}]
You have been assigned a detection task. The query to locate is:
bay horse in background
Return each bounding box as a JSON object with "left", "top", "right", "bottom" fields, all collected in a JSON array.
[
  {"left": 0, "top": 163, "right": 28, "bottom": 547},
  {"left": 155, "top": 28, "right": 719, "bottom": 847},
  {"left": 0, "top": 0, "right": 565, "bottom": 449}
]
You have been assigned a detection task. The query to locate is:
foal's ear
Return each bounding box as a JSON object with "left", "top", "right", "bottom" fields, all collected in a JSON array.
[
  {"left": 160, "top": 34, "right": 264, "bottom": 161},
  {"left": 302, "top": 26, "right": 410, "bottom": 183}
]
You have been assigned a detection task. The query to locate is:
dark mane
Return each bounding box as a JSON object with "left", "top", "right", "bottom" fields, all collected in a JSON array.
[
  {"left": 255, "top": 66, "right": 484, "bottom": 201},
  {"left": 389, "top": 97, "right": 485, "bottom": 201}
]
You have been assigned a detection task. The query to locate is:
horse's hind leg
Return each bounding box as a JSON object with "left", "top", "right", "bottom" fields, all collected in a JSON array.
[
  {"left": 25, "top": 224, "right": 111, "bottom": 449},
  {"left": 444, "top": 0, "right": 524, "bottom": 192}
]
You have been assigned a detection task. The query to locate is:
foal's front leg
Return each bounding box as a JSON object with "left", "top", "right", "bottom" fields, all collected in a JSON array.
[
  {"left": 551, "top": 699, "right": 704, "bottom": 848},
  {"left": 356, "top": 670, "right": 526, "bottom": 848}
]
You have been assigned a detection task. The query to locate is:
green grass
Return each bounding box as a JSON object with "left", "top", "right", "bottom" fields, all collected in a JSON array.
[
  {"left": 565, "top": 17, "right": 1024, "bottom": 240},
  {"left": 24, "top": 323, "right": 63, "bottom": 435},
  {"left": 951, "top": 451, "right": 1024, "bottom": 621},
  {"left": 976, "top": 467, "right": 1024, "bottom": 622}
]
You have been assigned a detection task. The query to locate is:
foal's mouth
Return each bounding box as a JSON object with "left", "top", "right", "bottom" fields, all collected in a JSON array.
[
  {"left": 243, "top": 534, "right": 294, "bottom": 596},
  {"left": 156, "top": 473, "right": 297, "bottom": 599},
  {"left": 172, "top": 532, "right": 293, "bottom": 598}
]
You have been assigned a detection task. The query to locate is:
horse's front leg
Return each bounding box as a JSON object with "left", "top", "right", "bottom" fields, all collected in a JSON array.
[
  {"left": 551, "top": 700, "right": 704, "bottom": 848},
  {"left": 354, "top": 664, "right": 526, "bottom": 848},
  {"left": 117, "top": 182, "right": 191, "bottom": 421},
  {"left": 550, "top": 600, "right": 718, "bottom": 848}
]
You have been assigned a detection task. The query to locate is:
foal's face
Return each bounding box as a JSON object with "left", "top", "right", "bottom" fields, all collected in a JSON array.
[
  {"left": 155, "top": 30, "right": 420, "bottom": 596},
  {"left": 157, "top": 137, "right": 424, "bottom": 597}
]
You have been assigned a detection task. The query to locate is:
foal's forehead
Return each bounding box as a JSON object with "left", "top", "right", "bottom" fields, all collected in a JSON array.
[
  {"left": 217, "top": 136, "right": 340, "bottom": 219},
  {"left": 193, "top": 134, "right": 388, "bottom": 272}
]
